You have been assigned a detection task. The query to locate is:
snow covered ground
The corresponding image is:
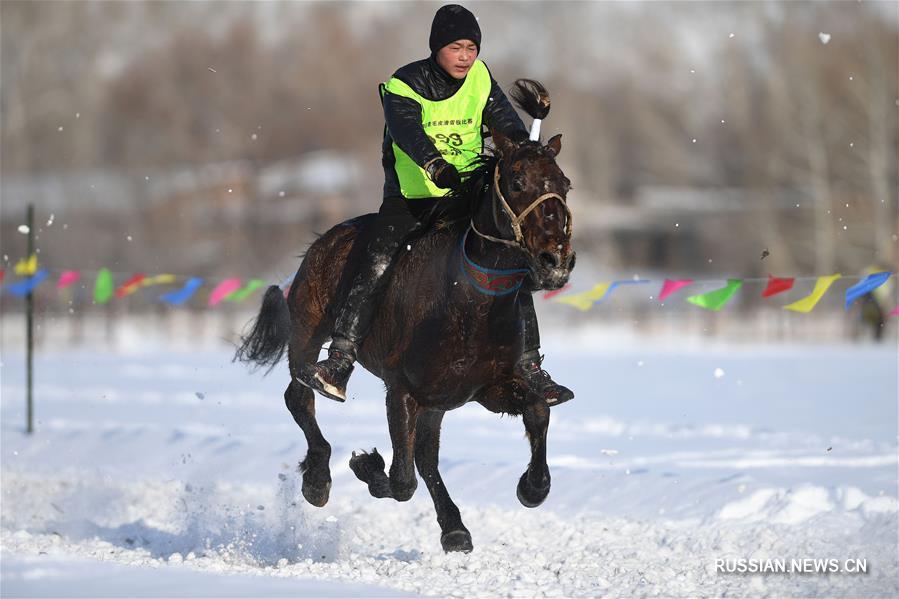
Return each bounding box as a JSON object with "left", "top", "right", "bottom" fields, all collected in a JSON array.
[{"left": 1, "top": 326, "right": 897, "bottom": 597}]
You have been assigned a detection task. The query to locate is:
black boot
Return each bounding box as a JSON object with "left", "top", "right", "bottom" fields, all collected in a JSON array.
[
  {"left": 518, "top": 293, "right": 574, "bottom": 406},
  {"left": 516, "top": 351, "right": 575, "bottom": 406},
  {"left": 298, "top": 338, "right": 356, "bottom": 402}
]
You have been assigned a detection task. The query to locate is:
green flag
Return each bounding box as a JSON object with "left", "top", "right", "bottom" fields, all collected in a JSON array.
[
  {"left": 94, "top": 268, "right": 114, "bottom": 304},
  {"left": 225, "top": 279, "right": 267, "bottom": 302},
  {"left": 686, "top": 279, "right": 743, "bottom": 311}
]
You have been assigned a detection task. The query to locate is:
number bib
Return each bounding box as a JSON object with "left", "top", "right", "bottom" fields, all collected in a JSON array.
[{"left": 383, "top": 60, "right": 491, "bottom": 199}]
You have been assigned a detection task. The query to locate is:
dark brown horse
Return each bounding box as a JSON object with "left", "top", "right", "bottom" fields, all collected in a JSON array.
[{"left": 236, "top": 80, "right": 575, "bottom": 553}]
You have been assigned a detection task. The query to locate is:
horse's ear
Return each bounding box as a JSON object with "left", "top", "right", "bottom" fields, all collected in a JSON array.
[
  {"left": 492, "top": 130, "right": 518, "bottom": 157},
  {"left": 546, "top": 134, "right": 562, "bottom": 157}
]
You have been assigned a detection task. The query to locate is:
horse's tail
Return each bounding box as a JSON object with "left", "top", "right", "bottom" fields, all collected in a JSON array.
[
  {"left": 233, "top": 284, "right": 291, "bottom": 372},
  {"left": 510, "top": 79, "right": 551, "bottom": 120}
]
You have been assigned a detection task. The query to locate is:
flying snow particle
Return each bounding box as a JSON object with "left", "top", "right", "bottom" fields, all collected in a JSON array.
[
  {"left": 46, "top": 214, "right": 55, "bottom": 226},
  {"left": 690, "top": 69, "right": 696, "bottom": 74},
  {"left": 228, "top": 189, "right": 233, "bottom": 193},
  {"left": 278, "top": 191, "right": 285, "bottom": 197},
  {"left": 251, "top": 133, "right": 258, "bottom": 140},
  {"left": 675, "top": 223, "right": 679, "bottom": 228},
  {"left": 208, "top": 67, "right": 217, "bottom": 73},
  {"left": 17, "top": 225, "right": 29, "bottom": 234},
  {"left": 600, "top": 449, "right": 619, "bottom": 456},
  {"left": 127, "top": 235, "right": 133, "bottom": 242},
  {"left": 145, "top": 176, "right": 150, "bottom": 181},
  {"left": 843, "top": 225, "right": 848, "bottom": 231},
  {"left": 75, "top": 112, "right": 80, "bottom": 119},
  {"left": 692, "top": 138, "right": 697, "bottom": 143},
  {"left": 849, "top": 142, "right": 854, "bottom": 148},
  {"left": 728, "top": 33, "right": 735, "bottom": 39},
  {"left": 714, "top": 367, "right": 725, "bottom": 379},
  {"left": 637, "top": 360, "right": 644, "bottom": 367},
  {"left": 325, "top": 515, "right": 338, "bottom": 523},
  {"left": 407, "top": 244, "right": 412, "bottom": 250},
  {"left": 58, "top": 126, "right": 64, "bottom": 132},
  {"left": 818, "top": 32, "right": 831, "bottom": 44}
]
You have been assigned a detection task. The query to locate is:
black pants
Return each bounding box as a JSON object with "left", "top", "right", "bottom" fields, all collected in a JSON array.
[
  {"left": 332, "top": 195, "right": 540, "bottom": 356},
  {"left": 332, "top": 196, "right": 441, "bottom": 348}
]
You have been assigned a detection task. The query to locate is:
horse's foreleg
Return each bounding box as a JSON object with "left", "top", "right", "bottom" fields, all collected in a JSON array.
[
  {"left": 518, "top": 400, "right": 551, "bottom": 508},
  {"left": 284, "top": 379, "right": 332, "bottom": 507},
  {"left": 415, "top": 410, "right": 472, "bottom": 553},
  {"left": 385, "top": 387, "right": 419, "bottom": 502}
]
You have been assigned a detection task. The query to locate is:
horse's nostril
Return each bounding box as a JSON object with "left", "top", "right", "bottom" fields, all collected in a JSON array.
[
  {"left": 566, "top": 252, "right": 577, "bottom": 271},
  {"left": 539, "top": 251, "right": 560, "bottom": 269}
]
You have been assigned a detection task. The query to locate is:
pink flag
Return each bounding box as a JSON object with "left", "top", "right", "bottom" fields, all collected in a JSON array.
[
  {"left": 57, "top": 271, "right": 81, "bottom": 289},
  {"left": 890, "top": 306, "right": 899, "bottom": 317},
  {"left": 659, "top": 278, "right": 693, "bottom": 301},
  {"left": 208, "top": 278, "right": 242, "bottom": 306}
]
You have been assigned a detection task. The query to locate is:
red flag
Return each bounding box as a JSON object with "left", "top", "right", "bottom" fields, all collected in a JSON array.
[
  {"left": 761, "top": 274, "right": 794, "bottom": 298},
  {"left": 115, "top": 273, "right": 147, "bottom": 298}
]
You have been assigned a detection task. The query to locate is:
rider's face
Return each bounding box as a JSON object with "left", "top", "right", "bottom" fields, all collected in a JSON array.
[{"left": 436, "top": 39, "right": 478, "bottom": 79}]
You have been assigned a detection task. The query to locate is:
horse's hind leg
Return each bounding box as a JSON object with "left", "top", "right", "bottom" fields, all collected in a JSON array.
[
  {"left": 415, "top": 411, "right": 472, "bottom": 553},
  {"left": 517, "top": 400, "right": 551, "bottom": 508},
  {"left": 285, "top": 380, "right": 332, "bottom": 507}
]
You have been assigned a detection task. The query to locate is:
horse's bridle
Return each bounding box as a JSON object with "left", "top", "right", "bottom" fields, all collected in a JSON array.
[{"left": 470, "top": 164, "right": 573, "bottom": 251}]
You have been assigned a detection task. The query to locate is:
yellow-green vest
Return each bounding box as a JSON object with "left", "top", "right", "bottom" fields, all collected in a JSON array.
[{"left": 382, "top": 60, "right": 491, "bottom": 199}]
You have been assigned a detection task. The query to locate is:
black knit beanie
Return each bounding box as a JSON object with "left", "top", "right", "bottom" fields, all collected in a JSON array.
[{"left": 429, "top": 4, "right": 481, "bottom": 54}]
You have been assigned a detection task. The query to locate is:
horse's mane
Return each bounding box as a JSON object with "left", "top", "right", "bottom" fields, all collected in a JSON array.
[{"left": 427, "top": 152, "right": 498, "bottom": 233}]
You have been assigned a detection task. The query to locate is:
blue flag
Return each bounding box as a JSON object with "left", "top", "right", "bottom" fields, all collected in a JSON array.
[
  {"left": 5, "top": 269, "right": 49, "bottom": 296},
  {"left": 845, "top": 272, "right": 892, "bottom": 310},
  {"left": 160, "top": 277, "right": 204, "bottom": 305}
]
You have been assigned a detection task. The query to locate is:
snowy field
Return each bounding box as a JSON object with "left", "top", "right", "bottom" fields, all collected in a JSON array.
[{"left": 1, "top": 325, "right": 897, "bottom": 597}]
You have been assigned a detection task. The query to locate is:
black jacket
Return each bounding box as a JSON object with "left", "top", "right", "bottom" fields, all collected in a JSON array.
[{"left": 381, "top": 56, "right": 528, "bottom": 199}]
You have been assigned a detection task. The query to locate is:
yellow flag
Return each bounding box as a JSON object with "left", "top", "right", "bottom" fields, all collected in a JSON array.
[
  {"left": 554, "top": 282, "right": 612, "bottom": 311},
  {"left": 14, "top": 254, "right": 38, "bottom": 276},
  {"left": 784, "top": 274, "right": 842, "bottom": 313},
  {"left": 141, "top": 274, "right": 178, "bottom": 287}
]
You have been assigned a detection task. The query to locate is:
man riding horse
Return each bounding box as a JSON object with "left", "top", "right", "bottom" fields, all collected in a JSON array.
[{"left": 298, "top": 4, "right": 574, "bottom": 406}]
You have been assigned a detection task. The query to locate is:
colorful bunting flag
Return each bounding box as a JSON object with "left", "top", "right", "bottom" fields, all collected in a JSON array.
[
  {"left": 94, "top": 268, "right": 114, "bottom": 304},
  {"left": 14, "top": 254, "right": 38, "bottom": 276},
  {"left": 844, "top": 272, "right": 892, "bottom": 310},
  {"left": 542, "top": 283, "right": 571, "bottom": 300},
  {"left": 225, "top": 279, "right": 267, "bottom": 302},
  {"left": 5, "top": 269, "right": 48, "bottom": 296},
  {"left": 686, "top": 279, "right": 744, "bottom": 311},
  {"left": 554, "top": 283, "right": 612, "bottom": 311},
  {"left": 890, "top": 306, "right": 899, "bottom": 317},
  {"left": 659, "top": 278, "right": 693, "bottom": 301},
  {"left": 57, "top": 271, "right": 81, "bottom": 289},
  {"left": 761, "top": 275, "right": 795, "bottom": 298},
  {"left": 600, "top": 279, "right": 651, "bottom": 306},
  {"left": 0, "top": 269, "right": 5, "bottom": 284},
  {"left": 141, "top": 274, "right": 178, "bottom": 287},
  {"left": 160, "top": 277, "right": 204, "bottom": 305},
  {"left": 115, "top": 273, "right": 147, "bottom": 298},
  {"left": 783, "top": 274, "right": 841, "bottom": 313},
  {"left": 208, "top": 278, "right": 242, "bottom": 306}
]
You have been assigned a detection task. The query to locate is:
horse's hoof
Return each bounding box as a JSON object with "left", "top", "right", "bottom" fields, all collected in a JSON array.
[
  {"left": 389, "top": 477, "right": 417, "bottom": 502},
  {"left": 441, "top": 529, "right": 473, "bottom": 553},
  {"left": 301, "top": 478, "right": 331, "bottom": 507},
  {"left": 517, "top": 471, "right": 550, "bottom": 508}
]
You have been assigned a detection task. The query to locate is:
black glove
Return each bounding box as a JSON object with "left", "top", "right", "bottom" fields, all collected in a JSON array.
[{"left": 427, "top": 159, "right": 461, "bottom": 190}]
